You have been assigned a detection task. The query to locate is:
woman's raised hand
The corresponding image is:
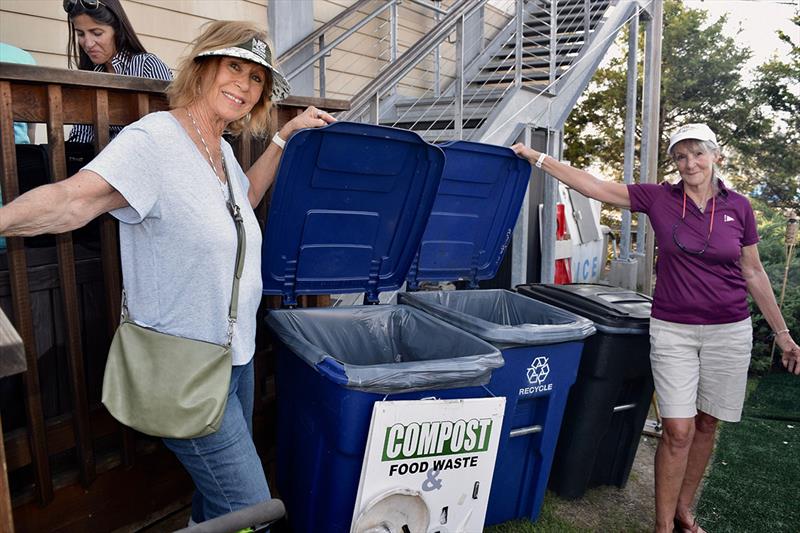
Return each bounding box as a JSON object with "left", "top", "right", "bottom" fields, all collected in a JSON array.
[
  {"left": 511, "top": 143, "right": 541, "bottom": 163},
  {"left": 279, "top": 106, "right": 336, "bottom": 140}
]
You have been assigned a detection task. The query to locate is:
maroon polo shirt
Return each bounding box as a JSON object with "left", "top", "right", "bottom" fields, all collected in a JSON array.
[{"left": 627, "top": 180, "right": 759, "bottom": 325}]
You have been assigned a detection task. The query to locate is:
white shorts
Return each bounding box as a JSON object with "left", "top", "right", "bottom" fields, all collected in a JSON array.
[{"left": 649, "top": 317, "right": 752, "bottom": 422}]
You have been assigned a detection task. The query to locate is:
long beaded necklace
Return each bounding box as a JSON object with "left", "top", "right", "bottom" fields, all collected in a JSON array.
[{"left": 186, "top": 108, "right": 229, "bottom": 201}]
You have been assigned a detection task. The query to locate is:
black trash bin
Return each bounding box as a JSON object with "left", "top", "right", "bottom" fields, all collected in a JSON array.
[{"left": 516, "top": 283, "right": 653, "bottom": 499}]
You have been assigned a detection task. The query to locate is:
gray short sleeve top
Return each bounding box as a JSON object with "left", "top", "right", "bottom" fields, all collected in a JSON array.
[{"left": 84, "top": 111, "right": 263, "bottom": 365}]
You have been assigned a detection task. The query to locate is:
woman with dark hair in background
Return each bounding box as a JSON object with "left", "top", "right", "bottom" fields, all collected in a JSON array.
[{"left": 63, "top": 0, "right": 172, "bottom": 143}]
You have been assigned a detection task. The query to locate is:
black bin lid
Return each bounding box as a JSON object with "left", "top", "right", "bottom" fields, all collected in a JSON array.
[{"left": 517, "top": 283, "right": 651, "bottom": 332}]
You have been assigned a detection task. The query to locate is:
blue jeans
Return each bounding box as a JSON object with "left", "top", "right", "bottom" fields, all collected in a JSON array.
[{"left": 163, "top": 359, "right": 270, "bottom": 522}]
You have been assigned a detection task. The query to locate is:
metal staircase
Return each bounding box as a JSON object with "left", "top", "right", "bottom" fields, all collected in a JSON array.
[
  {"left": 277, "top": 1, "right": 648, "bottom": 145},
  {"left": 384, "top": 0, "right": 615, "bottom": 141}
]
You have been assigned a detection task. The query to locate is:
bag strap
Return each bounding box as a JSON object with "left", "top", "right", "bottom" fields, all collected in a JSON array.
[
  {"left": 222, "top": 153, "right": 246, "bottom": 346},
  {"left": 121, "top": 152, "right": 246, "bottom": 348}
]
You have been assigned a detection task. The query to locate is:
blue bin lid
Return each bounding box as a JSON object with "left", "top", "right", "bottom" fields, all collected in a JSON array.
[
  {"left": 261, "top": 122, "right": 445, "bottom": 306},
  {"left": 406, "top": 141, "right": 531, "bottom": 288}
]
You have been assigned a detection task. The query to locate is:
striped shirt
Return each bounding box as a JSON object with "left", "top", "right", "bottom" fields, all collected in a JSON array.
[{"left": 68, "top": 50, "right": 173, "bottom": 144}]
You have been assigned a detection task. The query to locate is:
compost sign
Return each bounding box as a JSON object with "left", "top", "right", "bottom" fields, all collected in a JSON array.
[{"left": 351, "top": 398, "right": 505, "bottom": 533}]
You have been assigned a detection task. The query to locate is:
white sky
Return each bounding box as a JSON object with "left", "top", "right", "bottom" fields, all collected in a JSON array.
[{"left": 684, "top": 0, "right": 799, "bottom": 74}]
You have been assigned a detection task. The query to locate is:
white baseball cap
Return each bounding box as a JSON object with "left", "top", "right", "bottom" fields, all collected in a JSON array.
[{"left": 667, "top": 123, "right": 718, "bottom": 154}]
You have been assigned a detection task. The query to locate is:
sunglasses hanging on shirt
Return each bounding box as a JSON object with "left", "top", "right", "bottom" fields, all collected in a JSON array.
[
  {"left": 672, "top": 190, "right": 715, "bottom": 255},
  {"left": 63, "top": 0, "right": 104, "bottom": 14}
]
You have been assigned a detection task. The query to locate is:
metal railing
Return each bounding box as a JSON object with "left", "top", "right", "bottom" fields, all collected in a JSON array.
[
  {"left": 278, "top": 0, "right": 617, "bottom": 142},
  {"left": 278, "top": 0, "right": 451, "bottom": 98}
]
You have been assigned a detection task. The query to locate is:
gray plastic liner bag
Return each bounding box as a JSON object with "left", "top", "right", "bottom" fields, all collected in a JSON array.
[
  {"left": 265, "top": 305, "right": 503, "bottom": 394},
  {"left": 399, "top": 289, "right": 596, "bottom": 348}
]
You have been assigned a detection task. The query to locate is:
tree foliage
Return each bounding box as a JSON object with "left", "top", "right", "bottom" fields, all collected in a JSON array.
[
  {"left": 738, "top": 15, "right": 800, "bottom": 210},
  {"left": 564, "top": 1, "right": 798, "bottom": 211},
  {"left": 748, "top": 199, "right": 799, "bottom": 373}
]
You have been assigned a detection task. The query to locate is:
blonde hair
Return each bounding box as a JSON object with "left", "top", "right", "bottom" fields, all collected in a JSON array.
[{"left": 167, "top": 21, "right": 275, "bottom": 138}]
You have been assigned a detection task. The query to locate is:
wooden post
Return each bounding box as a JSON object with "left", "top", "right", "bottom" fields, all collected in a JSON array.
[
  {"left": 0, "top": 80, "right": 53, "bottom": 505},
  {"left": 47, "top": 84, "right": 96, "bottom": 487}
]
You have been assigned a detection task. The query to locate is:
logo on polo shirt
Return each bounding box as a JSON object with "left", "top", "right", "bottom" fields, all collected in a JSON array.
[{"left": 724, "top": 215, "right": 735, "bottom": 222}]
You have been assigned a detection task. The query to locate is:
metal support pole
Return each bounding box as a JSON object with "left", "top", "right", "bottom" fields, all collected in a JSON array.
[
  {"left": 318, "top": 35, "right": 326, "bottom": 98},
  {"left": 640, "top": 0, "right": 663, "bottom": 295},
  {"left": 390, "top": 1, "right": 398, "bottom": 63},
  {"left": 511, "top": 125, "right": 532, "bottom": 287},
  {"left": 434, "top": 0, "right": 441, "bottom": 97},
  {"left": 369, "top": 92, "right": 380, "bottom": 124},
  {"left": 549, "top": 0, "right": 557, "bottom": 89},
  {"left": 454, "top": 14, "right": 465, "bottom": 139},
  {"left": 620, "top": 14, "right": 638, "bottom": 261},
  {"left": 514, "top": 0, "right": 523, "bottom": 88},
  {"left": 583, "top": 0, "right": 590, "bottom": 43},
  {"left": 540, "top": 128, "right": 560, "bottom": 283}
]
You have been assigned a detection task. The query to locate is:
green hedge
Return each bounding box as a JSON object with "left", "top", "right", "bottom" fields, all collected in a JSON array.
[{"left": 748, "top": 199, "right": 799, "bottom": 374}]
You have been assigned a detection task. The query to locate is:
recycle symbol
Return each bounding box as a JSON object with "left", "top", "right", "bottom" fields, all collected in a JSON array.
[{"left": 526, "top": 356, "right": 550, "bottom": 385}]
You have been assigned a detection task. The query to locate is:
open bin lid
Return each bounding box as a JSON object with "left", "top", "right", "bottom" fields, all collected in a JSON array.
[
  {"left": 406, "top": 141, "right": 531, "bottom": 288},
  {"left": 517, "top": 283, "right": 652, "bottom": 334},
  {"left": 261, "top": 122, "right": 445, "bottom": 306}
]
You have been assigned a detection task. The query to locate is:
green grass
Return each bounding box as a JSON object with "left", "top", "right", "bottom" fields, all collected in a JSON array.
[
  {"left": 484, "top": 494, "right": 584, "bottom": 533},
  {"left": 697, "top": 372, "right": 800, "bottom": 532},
  {"left": 485, "top": 374, "right": 800, "bottom": 532},
  {"left": 743, "top": 371, "right": 800, "bottom": 421},
  {"left": 483, "top": 490, "right": 650, "bottom": 533}
]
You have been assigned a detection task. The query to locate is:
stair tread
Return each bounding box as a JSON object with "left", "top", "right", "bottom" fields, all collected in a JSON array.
[{"left": 393, "top": 90, "right": 509, "bottom": 108}]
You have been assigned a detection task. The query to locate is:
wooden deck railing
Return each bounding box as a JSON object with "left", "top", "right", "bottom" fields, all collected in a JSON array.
[{"left": 0, "top": 63, "right": 347, "bottom": 532}]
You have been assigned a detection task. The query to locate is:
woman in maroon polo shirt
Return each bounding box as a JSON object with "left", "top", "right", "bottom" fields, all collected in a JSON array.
[{"left": 513, "top": 123, "right": 799, "bottom": 533}]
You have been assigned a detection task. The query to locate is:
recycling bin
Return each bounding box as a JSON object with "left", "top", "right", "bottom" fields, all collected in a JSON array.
[
  {"left": 399, "top": 289, "right": 594, "bottom": 524},
  {"left": 399, "top": 140, "right": 595, "bottom": 524},
  {"left": 266, "top": 305, "right": 503, "bottom": 533},
  {"left": 516, "top": 283, "right": 653, "bottom": 499},
  {"left": 260, "top": 122, "right": 512, "bottom": 532}
]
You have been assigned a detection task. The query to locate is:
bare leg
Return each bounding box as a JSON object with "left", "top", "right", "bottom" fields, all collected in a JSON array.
[
  {"left": 654, "top": 417, "right": 696, "bottom": 532},
  {"left": 674, "top": 411, "right": 718, "bottom": 532}
]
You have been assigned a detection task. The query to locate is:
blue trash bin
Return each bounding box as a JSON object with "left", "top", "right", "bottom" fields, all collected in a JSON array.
[
  {"left": 261, "top": 123, "right": 505, "bottom": 533},
  {"left": 400, "top": 141, "right": 595, "bottom": 525},
  {"left": 399, "top": 290, "right": 594, "bottom": 524},
  {"left": 267, "top": 305, "right": 503, "bottom": 533}
]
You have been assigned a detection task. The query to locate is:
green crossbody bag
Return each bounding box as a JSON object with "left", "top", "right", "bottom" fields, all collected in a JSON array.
[{"left": 102, "top": 165, "right": 246, "bottom": 439}]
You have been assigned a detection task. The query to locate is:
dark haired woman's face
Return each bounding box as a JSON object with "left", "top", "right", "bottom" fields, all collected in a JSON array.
[{"left": 72, "top": 14, "right": 117, "bottom": 67}]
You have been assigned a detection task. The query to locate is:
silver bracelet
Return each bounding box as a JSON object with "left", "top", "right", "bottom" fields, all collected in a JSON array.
[
  {"left": 535, "top": 152, "right": 547, "bottom": 168},
  {"left": 774, "top": 328, "right": 790, "bottom": 336}
]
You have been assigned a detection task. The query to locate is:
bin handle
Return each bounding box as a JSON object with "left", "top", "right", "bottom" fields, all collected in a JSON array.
[
  {"left": 510, "top": 425, "right": 542, "bottom": 438},
  {"left": 613, "top": 402, "right": 637, "bottom": 413},
  {"left": 315, "top": 357, "right": 349, "bottom": 386}
]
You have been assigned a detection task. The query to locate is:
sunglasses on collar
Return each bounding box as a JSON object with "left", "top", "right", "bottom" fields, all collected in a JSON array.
[{"left": 63, "top": 0, "right": 105, "bottom": 14}]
